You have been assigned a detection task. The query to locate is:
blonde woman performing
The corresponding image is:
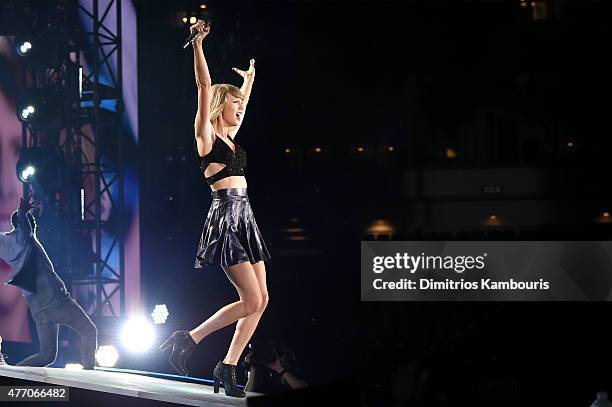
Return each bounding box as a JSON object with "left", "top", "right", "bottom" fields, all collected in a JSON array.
[{"left": 159, "top": 19, "right": 271, "bottom": 398}]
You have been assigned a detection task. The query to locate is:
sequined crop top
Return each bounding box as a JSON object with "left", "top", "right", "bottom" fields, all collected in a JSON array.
[{"left": 196, "top": 134, "right": 247, "bottom": 185}]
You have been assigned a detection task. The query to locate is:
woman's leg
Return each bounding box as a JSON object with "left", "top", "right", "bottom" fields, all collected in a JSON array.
[
  {"left": 223, "top": 260, "right": 269, "bottom": 365},
  {"left": 189, "top": 261, "right": 263, "bottom": 344}
]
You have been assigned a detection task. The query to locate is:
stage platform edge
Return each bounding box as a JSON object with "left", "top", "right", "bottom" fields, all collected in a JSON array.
[{"left": 0, "top": 364, "right": 262, "bottom": 406}]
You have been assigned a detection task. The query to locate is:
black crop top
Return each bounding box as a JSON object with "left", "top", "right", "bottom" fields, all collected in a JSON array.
[{"left": 196, "top": 134, "right": 247, "bottom": 185}]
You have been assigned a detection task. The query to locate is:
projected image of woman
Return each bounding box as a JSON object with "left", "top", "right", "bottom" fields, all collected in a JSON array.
[{"left": 159, "top": 19, "right": 271, "bottom": 398}]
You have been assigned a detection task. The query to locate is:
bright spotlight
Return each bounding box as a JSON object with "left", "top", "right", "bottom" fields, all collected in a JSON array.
[
  {"left": 17, "top": 41, "right": 32, "bottom": 56},
  {"left": 17, "top": 88, "right": 60, "bottom": 125},
  {"left": 121, "top": 317, "right": 155, "bottom": 353},
  {"left": 189, "top": 16, "right": 197, "bottom": 24},
  {"left": 19, "top": 105, "right": 35, "bottom": 120},
  {"left": 64, "top": 363, "right": 83, "bottom": 371},
  {"left": 16, "top": 147, "right": 64, "bottom": 189},
  {"left": 151, "top": 304, "right": 169, "bottom": 325},
  {"left": 20, "top": 166, "right": 36, "bottom": 182},
  {"left": 96, "top": 345, "right": 119, "bottom": 367}
]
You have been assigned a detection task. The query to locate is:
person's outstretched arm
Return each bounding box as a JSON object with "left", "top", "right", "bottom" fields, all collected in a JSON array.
[
  {"left": 13, "top": 194, "right": 37, "bottom": 245},
  {"left": 12, "top": 209, "right": 31, "bottom": 246},
  {"left": 279, "top": 370, "right": 308, "bottom": 390},
  {"left": 192, "top": 20, "right": 213, "bottom": 156},
  {"left": 0, "top": 195, "right": 35, "bottom": 263},
  {"left": 267, "top": 357, "right": 308, "bottom": 390},
  {"left": 229, "top": 59, "right": 255, "bottom": 139}
]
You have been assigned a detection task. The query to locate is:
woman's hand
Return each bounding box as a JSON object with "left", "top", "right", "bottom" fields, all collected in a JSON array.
[
  {"left": 189, "top": 19, "right": 210, "bottom": 44},
  {"left": 232, "top": 58, "right": 255, "bottom": 79}
]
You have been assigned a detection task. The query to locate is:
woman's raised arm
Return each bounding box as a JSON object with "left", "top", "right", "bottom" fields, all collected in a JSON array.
[
  {"left": 232, "top": 58, "right": 255, "bottom": 105},
  {"left": 191, "top": 20, "right": 213, "bottom": 153},
  {"left": 229, "top": 59, "right": 255, "bottom": 138}
]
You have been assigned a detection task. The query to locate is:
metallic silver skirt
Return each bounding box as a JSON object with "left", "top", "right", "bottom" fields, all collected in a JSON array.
[{"left": 195, "top": 188, "right": 271, "bottom": 269}]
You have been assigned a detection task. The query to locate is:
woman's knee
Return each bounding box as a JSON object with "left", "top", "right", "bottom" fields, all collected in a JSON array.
[
  {"left": 258, "top": 293, "right": 269, "bottom": 312},
  {"left": 243, "top": 293, "right": 263, "bottom": 315}
]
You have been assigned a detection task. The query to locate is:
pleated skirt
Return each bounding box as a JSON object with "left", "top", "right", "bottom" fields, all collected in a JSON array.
[{"left": 195, "top": 188, "right": 272, "bottom": 269}]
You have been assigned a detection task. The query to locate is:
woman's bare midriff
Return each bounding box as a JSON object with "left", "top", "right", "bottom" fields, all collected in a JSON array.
[{"left": 210, "top": 176, "right": 247, "bottom": 191}]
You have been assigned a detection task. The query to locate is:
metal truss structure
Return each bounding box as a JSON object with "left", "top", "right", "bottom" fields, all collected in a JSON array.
[
  {"left": 15, "top": 0, "right": 125, "bottom": 318},
  {"left": 69, "top": 0, "right": 125, "bottom": 318}
]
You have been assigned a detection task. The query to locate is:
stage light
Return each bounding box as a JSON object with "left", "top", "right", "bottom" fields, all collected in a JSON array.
[
  {"left": 484, "top": 213, "right": 502, "bottom": 227},
  {"left": 96, "top": 345, "right": 119, "bottom": 367},
  {"left": 366, "top": 219, "right": 395, "bottom": 240},
  {"left": 16, "top": 147, "right": 63, "bottom": 188},
  {"left": 121, "top": 317, "right": 155, "bottom": 353},
  {"left": 78, "top": 66, "right": 83, "bottom": 99},
  {"left": 182, "top": 16, "right": 188, "bottom": 23},
  {"left": 20, "top": 166, "right": 36, "bottom": 182},
  {"left": 388, "top": 146, "right": 394, "bottom": 151},
  {"left": 16, "top": 88, "right": 60, "bottom": 125},
  {"left": 190, "top": 16, "right": 197, "bottom": 24},
  {"left": 64, "top": 363, "right": 83, "bottom": 371},
  {"left": 151, "top": 304, "right": 169, "bottom": 325},
  {"left": 19, "top": 105, "right": 35, "bottom": 121},
  {"left": 16, "top": 40, "right": 32, "bottom": 56},
  {"left": 598, "top": 211, "right": 611, "bottom": 224}
]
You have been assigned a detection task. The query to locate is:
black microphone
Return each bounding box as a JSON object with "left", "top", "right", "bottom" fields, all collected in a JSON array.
[{"left": 183, "top": 19, "right": 211, "bottom": 49}]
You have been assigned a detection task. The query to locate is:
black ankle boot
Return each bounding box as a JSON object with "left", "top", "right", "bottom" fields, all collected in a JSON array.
[
  {"left": 159, "top": 331, "right": 196, "bottom": 376},
  {"left": 213, "top": 361, "right": 246, "bottom": 398}
]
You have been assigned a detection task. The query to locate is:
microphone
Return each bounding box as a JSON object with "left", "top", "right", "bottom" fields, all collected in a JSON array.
[
  {"left": 183, "top": 19, "right": 211, "bottom": 49},
  {"left": 183, "top": 30, "right": 201, "bottom": 49}
]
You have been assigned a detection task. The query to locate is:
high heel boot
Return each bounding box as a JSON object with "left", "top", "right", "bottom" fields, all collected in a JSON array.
[
  {"left": 159, "top": 331, "right": 196, "bottom": 376},
  {"left": 213, "top": 361, "right": 246, "bottom": 398}
]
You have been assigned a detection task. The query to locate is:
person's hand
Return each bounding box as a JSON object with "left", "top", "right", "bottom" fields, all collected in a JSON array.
[
  {"left": 232, "top": 58, "right": 255, "bottom": 79},
  {"left": 189, "top": 19, "right": 210, "bottom": 44},
  {"left": 18, "top": 193, "right": 39, "bottom": 213},
  {"left": 279, "top": 352, "right": 293, "bottom": 369},
  {"left": 265, "top": 356, "right": 283, "bottom": 373}
]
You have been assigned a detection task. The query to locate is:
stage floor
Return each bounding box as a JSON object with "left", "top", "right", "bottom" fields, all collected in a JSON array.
[{"left": 0, "top": 364, "right": 261, "bottom": 406}]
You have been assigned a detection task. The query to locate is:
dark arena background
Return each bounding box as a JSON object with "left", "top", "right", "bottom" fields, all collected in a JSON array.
[{"left": 0, "top": 0, "right": 609, "bottom": 406}]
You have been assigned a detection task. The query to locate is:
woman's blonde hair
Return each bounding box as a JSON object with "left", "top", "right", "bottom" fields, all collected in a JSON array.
[{"left": 209, "top": 84, "right": 244, "bottom": 123}]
